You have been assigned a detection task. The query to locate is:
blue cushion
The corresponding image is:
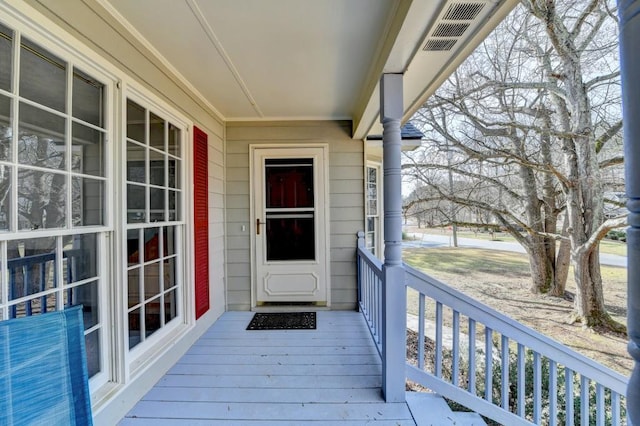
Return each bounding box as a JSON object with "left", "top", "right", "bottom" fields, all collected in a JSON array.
[{"left": 0, "top": 306, "right": 93, "bottom": 425}]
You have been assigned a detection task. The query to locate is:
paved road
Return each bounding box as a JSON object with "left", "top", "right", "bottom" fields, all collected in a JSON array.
[{"left": 403, "top": 232, "right": 627, "bottom": 268}]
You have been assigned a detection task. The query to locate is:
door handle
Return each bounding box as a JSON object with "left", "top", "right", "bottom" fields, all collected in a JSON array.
[{"left": 256, "top": 218, "right": 264, "bottom": 235}]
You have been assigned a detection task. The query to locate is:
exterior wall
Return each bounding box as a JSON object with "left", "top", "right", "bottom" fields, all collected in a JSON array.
[
  {"left": 7, "top": 1, "right": 227, "bottom": 424},
  {"left": 226, "top": 121, "right": 364, "bottom": 311}
]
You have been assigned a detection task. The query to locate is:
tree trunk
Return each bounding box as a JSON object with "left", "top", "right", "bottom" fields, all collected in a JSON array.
[
  {"left": 571, "top": 247, "right": 624, "bottom": 332},
  {"left": 527, "top": 237, "right": 555, "bottom": 293},
  {"left": 550, "top": 218, "right": 570, "bottom": 296},
  {"left": 552, "top": 236, "right": 571, "bottom": 296}
]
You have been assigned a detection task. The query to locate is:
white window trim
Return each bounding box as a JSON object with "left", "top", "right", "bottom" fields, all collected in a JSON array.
[
  {"left": 0, "top": 7, "right": 119, "bottom": 395},
  {"left": 366, "top": 161, "right": 383, "bottom": 260},
  {"left": 121, "top": 84, "right": 194, "bottom": 378}
]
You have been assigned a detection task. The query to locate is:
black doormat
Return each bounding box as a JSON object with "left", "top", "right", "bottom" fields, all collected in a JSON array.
[{"left": 246, "top": 312, "right": 316, "bottom": 330}]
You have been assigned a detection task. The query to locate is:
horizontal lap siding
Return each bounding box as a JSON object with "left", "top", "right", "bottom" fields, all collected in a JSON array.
[{"left": 225, "top": 121, "right": 363, "bottom": 310}]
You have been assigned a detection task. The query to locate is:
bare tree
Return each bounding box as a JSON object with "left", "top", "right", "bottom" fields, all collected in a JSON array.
[{"left": 404, "top": 0, "right": 625, "bottom": 331}]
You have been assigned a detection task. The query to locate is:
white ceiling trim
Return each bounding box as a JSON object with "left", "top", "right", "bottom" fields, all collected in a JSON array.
[
  {"left": 186, "top": 0, "right": 263, "bottom": 118},
  {"left": 95, "top": 0, "right": 226, "bottom": 122},
  {"left": 225, "top": 115, "right": 353, "bottom": 123}
]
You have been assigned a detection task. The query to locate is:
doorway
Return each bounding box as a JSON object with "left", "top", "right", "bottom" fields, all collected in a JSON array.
[{"left": 251, "top": 145, "right": 329, "bottom": 306}]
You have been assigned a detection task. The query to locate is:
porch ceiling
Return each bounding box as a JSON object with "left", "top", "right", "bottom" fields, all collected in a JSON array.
[{"left": 103, "top": 0, "right": 517, "bottom": 138}]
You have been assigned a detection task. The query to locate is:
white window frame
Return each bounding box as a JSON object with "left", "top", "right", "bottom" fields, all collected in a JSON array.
[
  {"left": 122, "top": 86, "right": 191, "bottom": 376},
  {"left": 366, "top": 162, "right": 382, "bottom": 258},
  {"left": 0, "top": 11, "right": 117, "bottom": 393}
]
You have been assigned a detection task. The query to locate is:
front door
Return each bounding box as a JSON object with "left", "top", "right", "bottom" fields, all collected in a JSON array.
[{"left": 251, "top": 146, "right": 329, "bottom": 305}]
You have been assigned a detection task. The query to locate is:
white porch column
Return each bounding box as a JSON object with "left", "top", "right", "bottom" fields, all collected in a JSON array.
[
  {"left": 619, "top": 0, "right": 640, "bottom": 422},
  {"left": 380, "top": 73, "right": 407, "bottom": 402}
]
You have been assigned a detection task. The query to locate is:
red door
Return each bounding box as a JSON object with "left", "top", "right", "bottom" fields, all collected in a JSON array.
[{"left": 193, "top": 126, "right": 209, "bottom": 319}]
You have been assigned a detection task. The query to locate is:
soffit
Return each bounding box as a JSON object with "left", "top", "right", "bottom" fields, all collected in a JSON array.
[
  {"left": 104, "top": 0, "right": 395, "bottom": 121},
  {"left": 102, "top": 0, "right": 518, "bottom": 138}
]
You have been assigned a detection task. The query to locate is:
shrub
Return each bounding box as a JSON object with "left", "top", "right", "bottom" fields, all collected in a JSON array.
[{"left": 606, "top": 230, "right": 627, "bottom": 243}]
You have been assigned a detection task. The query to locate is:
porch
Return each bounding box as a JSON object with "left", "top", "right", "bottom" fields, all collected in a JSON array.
[
  {"left": 119, "top": 309, "right": 487, "bottom": 425},
  {"left": 120, "top": 310, "right": 417, "bottom": 425}
]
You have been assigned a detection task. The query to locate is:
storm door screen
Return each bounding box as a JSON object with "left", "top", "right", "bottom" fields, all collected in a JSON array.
[{"left": 264, "top": 158, "right": 315, "bottom": 261}]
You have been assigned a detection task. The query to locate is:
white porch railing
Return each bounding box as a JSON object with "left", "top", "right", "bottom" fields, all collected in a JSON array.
[
  {"left": 356, "top": 240, "right": 629, "bottom": 425},
  {"left": 356, "top": 233, "right": 383, "bottom": 357}
]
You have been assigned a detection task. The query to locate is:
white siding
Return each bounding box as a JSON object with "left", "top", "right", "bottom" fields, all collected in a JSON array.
[{"left": 226, "top": 121, "right": 364, "bottom": 310}]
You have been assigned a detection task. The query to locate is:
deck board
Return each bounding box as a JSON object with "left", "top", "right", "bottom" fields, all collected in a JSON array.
[{"left": 120, "top": 311, "right": 416, "bottom": 424}]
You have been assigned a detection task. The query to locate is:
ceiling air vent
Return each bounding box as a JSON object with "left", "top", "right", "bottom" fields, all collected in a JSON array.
[
  {"left": 423, "top": 1, "right": 488, "bottom": 52},
  {"left": 431, "top": 23, "right": 470, "bottom": 38},
  {"left": 443, "top": 3, "right": 485, "bottom": 20},
  {"left": 423, "top": 39, "right": 458, "bottom": 51}
]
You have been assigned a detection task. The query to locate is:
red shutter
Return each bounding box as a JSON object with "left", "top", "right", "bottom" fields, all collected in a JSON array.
[{"left": 193, "top": 126, "right": 210, "bottom": 319}]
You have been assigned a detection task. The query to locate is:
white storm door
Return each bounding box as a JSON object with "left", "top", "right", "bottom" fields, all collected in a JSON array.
[{"left": 252, "top": 146, "right": 328, "bottom": 304}]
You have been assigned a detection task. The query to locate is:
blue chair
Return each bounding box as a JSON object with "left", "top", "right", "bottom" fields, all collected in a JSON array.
[{"left": 0, "top": 305, "right": 93, "bottom": 425}]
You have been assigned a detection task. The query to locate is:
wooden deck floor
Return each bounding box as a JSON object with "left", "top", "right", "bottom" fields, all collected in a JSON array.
[{"left": 120, "top": 311, "right": 416, "bottom": 425}]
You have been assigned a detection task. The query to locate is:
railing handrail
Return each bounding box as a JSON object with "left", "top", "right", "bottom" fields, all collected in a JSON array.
[
  {"left": 8, "top": 249, "right": 84, "bottom": 268},
  {"left": 357, "top": 244, "right": 383, "bottom": 273},
  {"left": 404, "top": 263, "right": 629, "bottom": 394}
]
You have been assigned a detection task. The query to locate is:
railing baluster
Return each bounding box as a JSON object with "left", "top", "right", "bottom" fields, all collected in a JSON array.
[
  {"left": 363, "top": 258, "right": 367, "bottom": 313},
  {"left": 485, "top": 326, "right": 493, "bottom": 402},
  {"left": 468, "top": 318, "right": 476, "bottom": 394},
  {"left": 67, "top": 253, "right": 73, "bottom": 283},
  {"left": 372, "top": 273, "right": 377, "bottom": 340},
  {"left": 359, "top": 258, "right": 364, "bottom": 308},
  {"left": 580, "top": 375, "right": 589, "bottom": 426},
  {"left": 372, "top": 271, "right": 376, "bottom": 331},
  {"left": 435, "top": 301, "right": 443, "bottom": 377},
  {"left": 533, "top": 351, "right": 541, "bottom": 424},
  {"left": 611, "top": 391, "right": 620, "bottom": 426},
  {"left": 366, "top": 263, "right": 370, "bottom": 315},
  {"left": 9, "top": 266, "right": 16, "bottom": 318},
  {"left": 517, "top": 344, "right": 525, "bottom": 418},
  {"left": 368, "top": 267, "right": 372, "bottom": 319},
  {"left": 566, "top": 368, "right": 574, "bottom": 426},
  {"left": 595, "top": 384, "right": 604, "bottom": 426},
  {"left": 501, "top": 334, "right": 509, "bottom": 410},
  {"left": 377, "top": 274, "right": 382, "bottom": 346},
  {"left": 24, "top": 265, "right": 32, "bottom": 316},
  {"left": 356, "top": 256, "right": 361, "bottom": 309},
  {"left": 369, "top": 266, "right": 373, "bottom": 319},
  {"left": 452, "top": 310, "right": 460, "bottom": 386},
  {"left": 41, "top": 258, "right": 48, "bottom": 312},
  {"left": 366, "top": 259, "right": 370, "bottom": 315},
  {"left": 549, "top": 360, "right": 558, "bottom": 426},
  {"left": 418, "top": 293, "right": 425, "bottom": 370}
]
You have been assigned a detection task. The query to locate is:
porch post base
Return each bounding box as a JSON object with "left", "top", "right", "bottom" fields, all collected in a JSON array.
[{"left": 382, "top": 264, "right": 407, "bottom": 402}]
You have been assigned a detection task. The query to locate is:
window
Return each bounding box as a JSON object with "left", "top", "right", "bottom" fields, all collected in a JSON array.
[
  {"left": 125, "top": 98, "right": 183, "bottom": 350},
  {"left": 0, "top": 23, "right": 109, "bottom": 380},
  {"left": 366, "top": 165, "right": 380, "bottom": 256},
  {"left": 265, "top": 158, "right": 316, "bottom": 261}
]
